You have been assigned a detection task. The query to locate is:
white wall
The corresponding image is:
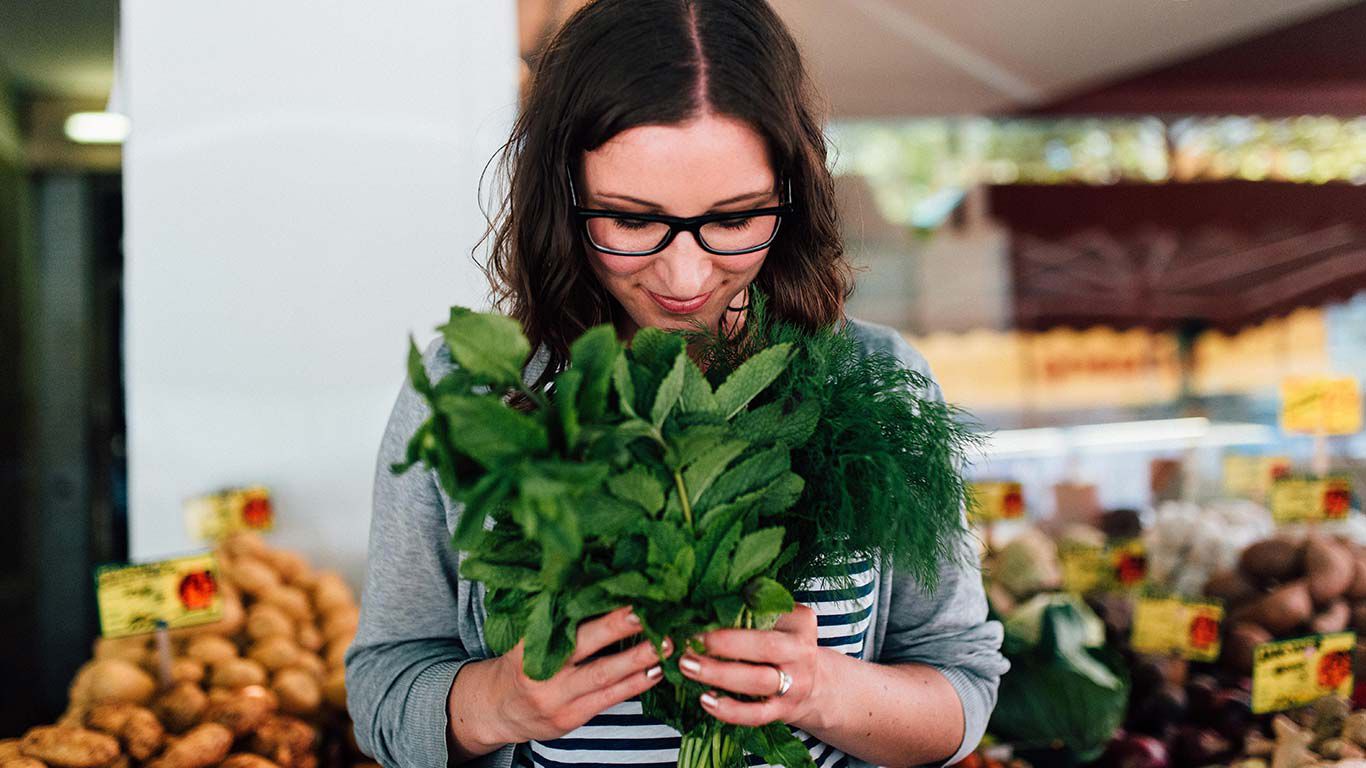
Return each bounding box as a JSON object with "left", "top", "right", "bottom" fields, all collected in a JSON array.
[{"left": 122, "top": 1, "right": 517, "bottom": 586}]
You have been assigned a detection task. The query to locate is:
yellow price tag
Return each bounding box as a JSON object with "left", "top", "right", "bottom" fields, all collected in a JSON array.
[
  {"left": 95, "top": 553, "right": 224, "bottom": 639},
  {"left": 968, "top": 481, "right": 1025, "bottom": 522},
  {"left": 1281, "top": 377, "right": 1362, "bottom": 435},
  {"left": 1222, "top": 455, "right": 1292, "bottom": 500},
  {"left": 1270, "top": 477, "right": 1353, "bottom": 524},
  {"left": 1131, "top": 595, "right": 1223, "bottom": 662},
  {"left": 1060, "top": 539, "right": 1147, "bottom": 594},
  {"left": 1251, "top": 632, "right": 1356, "bottom": 714},
  {"left": 185, "top": 486, "right": 275, "bottom": 542}
]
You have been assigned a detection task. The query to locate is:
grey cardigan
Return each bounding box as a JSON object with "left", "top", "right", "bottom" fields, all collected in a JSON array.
[{"left": 345, "top": 317, "right": 1008, "bottom": 768}]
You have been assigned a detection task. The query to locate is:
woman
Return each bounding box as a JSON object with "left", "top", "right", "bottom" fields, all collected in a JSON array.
[{"left": 346, "top": 2, "right": 1007, "bottom": 767}]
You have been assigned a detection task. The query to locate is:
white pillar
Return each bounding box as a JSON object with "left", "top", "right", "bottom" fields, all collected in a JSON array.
[{"left": 122, "top": 1, "right": 517, "bottom": 585}]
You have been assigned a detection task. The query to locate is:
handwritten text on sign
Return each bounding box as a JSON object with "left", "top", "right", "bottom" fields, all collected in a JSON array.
[{"left": 95, "top": 553, "right": 224, "bottom": 639}]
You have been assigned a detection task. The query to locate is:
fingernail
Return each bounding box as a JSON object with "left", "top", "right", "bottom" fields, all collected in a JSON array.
[
  {"left": 646, "top": 665, "right": 663, "bottom": 680},
  {"left": 661, "top": 637, "right": 674, "bottom": 655},
  {"left": 700, "top": 691, "right": 719, "bottom": 708},
  {"left": 679, "top": 656, "right": 701, "bottom": 675},
  {"left": 625, "top": 611, "right": 641, "bottom": 625}
]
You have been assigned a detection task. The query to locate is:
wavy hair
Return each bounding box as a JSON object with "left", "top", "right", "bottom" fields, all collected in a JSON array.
[{"left": 479, "top": 0, "right": 852, "bottom": 391}]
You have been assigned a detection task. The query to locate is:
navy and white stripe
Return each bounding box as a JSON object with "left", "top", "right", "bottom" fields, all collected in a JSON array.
[{"left": 516, "top": 560, "right": 879, "bottom": 768}]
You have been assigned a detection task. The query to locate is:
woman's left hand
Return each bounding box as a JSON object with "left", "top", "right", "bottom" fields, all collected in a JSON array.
[{"left": 679, "top": 603, "right": 828, "bottom": 729}]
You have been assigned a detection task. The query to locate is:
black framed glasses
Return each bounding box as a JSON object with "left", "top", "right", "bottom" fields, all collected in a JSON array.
[{"left": 568, "top": 167, "right": 794, "bottom": 257}]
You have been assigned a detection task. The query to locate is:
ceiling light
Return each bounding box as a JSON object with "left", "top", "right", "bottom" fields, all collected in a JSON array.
[{"left": 64, "top": 112, "right": 131, "bottom": 145}]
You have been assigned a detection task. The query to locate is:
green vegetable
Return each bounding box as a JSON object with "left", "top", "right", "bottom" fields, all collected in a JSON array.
[
  {"left": 989, "top": 594, "right": 1129, "bottom": 762},
  {"left": 393, "top": 291, "right": 978, "bottom": 768}
]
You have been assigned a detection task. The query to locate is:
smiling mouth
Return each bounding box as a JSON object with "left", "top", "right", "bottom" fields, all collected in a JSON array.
[{"left": 647, "top": 289, "right": 713, "bottom": 315}]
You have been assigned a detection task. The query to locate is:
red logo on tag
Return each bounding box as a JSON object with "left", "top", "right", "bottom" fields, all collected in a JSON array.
[{"left": 177, "top": 570, "right": 218, "bottom": 610}]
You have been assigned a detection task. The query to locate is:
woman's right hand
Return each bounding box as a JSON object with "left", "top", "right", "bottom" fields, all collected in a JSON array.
[{"left": 481, "top": 606, "right": 671, "bottom": 745}]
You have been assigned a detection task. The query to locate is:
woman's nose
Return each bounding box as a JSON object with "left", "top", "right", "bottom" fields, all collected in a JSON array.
[{"left": 652, "top": 232, "right": 712, "bottom": 297}]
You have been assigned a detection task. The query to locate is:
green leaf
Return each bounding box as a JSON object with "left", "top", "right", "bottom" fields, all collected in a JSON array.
[
  {"left": 668, "top": 425, "right": 729, "bottom": 471},
  {"left": 650, "top": 348, "right": 689, "bottom": 427},
  {"left": 483, "top": 609, "right": 522, "bottom": 655},
  {"left": 695, "top": 519, "right": 744, "bottom": 598},
  {"left": 681, "top": 439, "right": 747, "bottom": 508},
  {"left": 436, "top": 395, "right": 548, "bottom": 468},
  {"left": 553, "top": 368, "right": 583, "bottom": 450},
  {"left": 564, "top": 584, "right": 620, "bottom": 621},
  {"left": 661, "top": 545, "right": 695, "bottom": 601},
  {"left": 740, "top": 723, "right": 818, "bottom": 768},
  {"left": 630, "top": 327, "right": 686, "bottom": 373},
  {"left": 695, "top": 445, "right": 790, "bottom": 514},
  {"left": 451, "top": 473, "right": 510, "bottom": 550},
  {"left": 713, "top": 343, "right": 792, "bottom": 418},
  {"left": 522, "top": 592, "right": 572, "bottom": 680},
  {"left": 460, "top": 559, "right": 540, "bottom": 591},
  {"left": 679, "top": 363, "right": 718, "bottom": 414},
  {"left": 743, "top": 577, "right": 794, "bottom": 615},
  {"left": 714, "top": 595, "right": 745, "bottom": 628},
  {"left": 570, "top": 325, "right": 619, "bottom": 421},
  {"left": 756, "top": 472, "right": 806, "bottom": 516},
  {"left": 439, "top": 309, "right": 530, "bottom": 388},
  {"left": 612, "top": 535, "right": 647, "bottom": 572},
  {"left": 578, "top": 492, "right": 646, "bottom": 539},
  {"left": 597, "top": 571, "right": 656, "bottom": 599},
  {"left": 727, "top": 527, "right": 785, "bottom": 591},
  {"left": 613, "top": 355, "right": 637, "bottom": 417},
  {"left": 731, "top": 399, "right": 820, "bottom": 447},
  {"left": 406, "top": 336, "right": 433, "bottom": 397},
  {"left": 606, "top": 466, "right": 665, "bottom": 515}
]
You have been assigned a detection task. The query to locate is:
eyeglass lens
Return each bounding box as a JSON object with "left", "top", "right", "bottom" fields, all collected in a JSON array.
[{"left": 585, "top": 213, "right": 780, "bottom": 254}]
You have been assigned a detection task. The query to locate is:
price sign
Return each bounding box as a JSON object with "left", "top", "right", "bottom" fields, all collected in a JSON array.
[
  {"left": 1061, "top": 539, "right": 1147, "bottom": 594},
  {"left": 1281, "top": 377, "right": 1362, "bottom": 435},
  {"left": 185, "top": 486, "right": 274, "bottom": 542},
  {"left": 95, "top": 553, "right": 224, "bottom": 639},
  {"left": 968, "top": 481, "right": 1025, "bottom": 522},
  {"left": 1223, "top": 455, "right": 1292, "bottom": 500},
  {"left": 1131, "top": 595, "right": 1223, "bottom": 662},
  {"left": 1270, "top": 477, "right": 1353, "bottom": 524},
  {"left": 1251, "top": 632, "right": 1356, "bottom": 713}
]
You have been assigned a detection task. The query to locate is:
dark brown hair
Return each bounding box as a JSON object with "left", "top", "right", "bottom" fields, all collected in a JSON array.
[{"left": 480, "top": 0, "right": 852, "bottom": 391}]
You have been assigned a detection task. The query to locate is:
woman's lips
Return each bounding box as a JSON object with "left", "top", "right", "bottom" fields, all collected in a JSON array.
[{"left": 647, "top": 289, "right": 712, "bottom": 314}]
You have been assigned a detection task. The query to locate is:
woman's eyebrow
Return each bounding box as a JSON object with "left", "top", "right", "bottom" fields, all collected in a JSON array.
[{"left": 596, "top": 188, "right": 774, "bottom": 209}]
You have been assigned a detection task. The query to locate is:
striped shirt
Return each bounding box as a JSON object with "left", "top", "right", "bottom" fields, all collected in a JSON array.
[{"left": 515, "top": 560, "right": 879, "bottom": 768}]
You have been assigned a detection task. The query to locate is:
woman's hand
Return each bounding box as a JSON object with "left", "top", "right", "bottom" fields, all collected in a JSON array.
[
  {"left": 486, "top": 606, "right": 671, "bottom": 744},
  {"left": 679, "top": 604, "right": 830, "bottom": 730}
]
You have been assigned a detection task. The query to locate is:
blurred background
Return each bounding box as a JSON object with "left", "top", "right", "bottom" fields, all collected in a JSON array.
[{"left": 2, "top": 0, "right": 1365, "bottom": 759}]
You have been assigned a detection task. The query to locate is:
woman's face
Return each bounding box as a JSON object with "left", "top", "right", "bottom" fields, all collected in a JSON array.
[{"left": 579, "top": 113, "right": 778, "bottom": 336}]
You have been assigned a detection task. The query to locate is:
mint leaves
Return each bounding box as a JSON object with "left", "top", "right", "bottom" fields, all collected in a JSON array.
[{"left": 394, "top": 307, "right": 812, "bottom": 767}]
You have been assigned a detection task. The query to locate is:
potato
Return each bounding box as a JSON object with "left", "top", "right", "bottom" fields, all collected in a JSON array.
[
  {"left": 321, "top": 606, "right": 358, "bottom": 642},
  {"left": 261, "top": 585, "right": 312, "bottom": 623},
  {"left": 84, "top": 701, "right": 138, "bottom": 734},
  {"left": 311, "top": 572, "right": 354, "bottom": 614},
  {"left": 1243, "top": 580, "right": 1313, "bottom": 636},
  {"left": 249, "top": 636, "right": 303, "bottom": 672},
  {"left": 246, "top": 604, "right": 295, "bottom": 641},
  {"left": 71, "top": 658, "right": 157, "bottom": 706},
  {"left": 1311, "top": 599, "right": 1351, "bottom": 634},
  {"left": 92, "top": 637, "right": 150, "bottom": 666},
  {"left": 0, "top": 740, "right": 21, "bottom": 759},
  {"left": 1204, "top": 569, "right": 1258, "bottom": 607},
  {"left": 223, "top": 532, "right": 268, "bottom": 559},
  {"left": 323, "top": 640, "right": 348, "bottom": 669},
  {"left": 0, "top": 756, "right": 47, "bottom": 768},
  {"left": 1224, "top": 622, "right": 1274, "bottom": 673},
  {"left": 273, "top": 668, "right": 321, "bottom": 716},
  {"left": 248, "top": 716, "right": 316, "bottom": 768},
  {"left": 1305, "top": 535, "right": 1355, "bottom": 605},
  {"left": 262, "top": 550, "right": 311, "bottom": 585},
  {"left": 292, "top": 652, "right": 325, "bottom": 681},
  {"left": 155, "top": 681, "right": 209, "bottom": 733},
  {"left": 111, "top": 706, "right": 165, "bottom": 761},
  {"left": 19, "top": 726, "right": 119, "bottom": 768},
  {"left": 220, "top": 755, "right": 282, "bottom": 768},
  {"left": 170, "top": 657, "right": 206, "bottom": 685},
  {"left": 230, "top": 557, "right": 281, "bottom": 596},
  {"left": 322, "top": 667, "right": 346, "bottom": 710},
  {"left": 153, "top": 722, "right": 233, "bottom": 768},
  {"left": 185, "top": 635, "right": 237, "bottom": 666},
  {"left": 1239, "top": 538, "right": 1303, "bottom": 584},
  {"left": 212, "top": 657, "right": 268, "bottom": 689},
  {"left": 295, "top": 624, "right": 323, "bottom": 653},
  {"left": 204, "top": 685, "right": 277, "bottom": 737}
]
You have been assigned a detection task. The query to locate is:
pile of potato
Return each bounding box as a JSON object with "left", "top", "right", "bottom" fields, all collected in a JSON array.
[
  {"left": 0, "top": 533, "right": 375, "bottom": 768},
  {"left": 1205, "top": 533, "right": 1366, "bottom": 675}
]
